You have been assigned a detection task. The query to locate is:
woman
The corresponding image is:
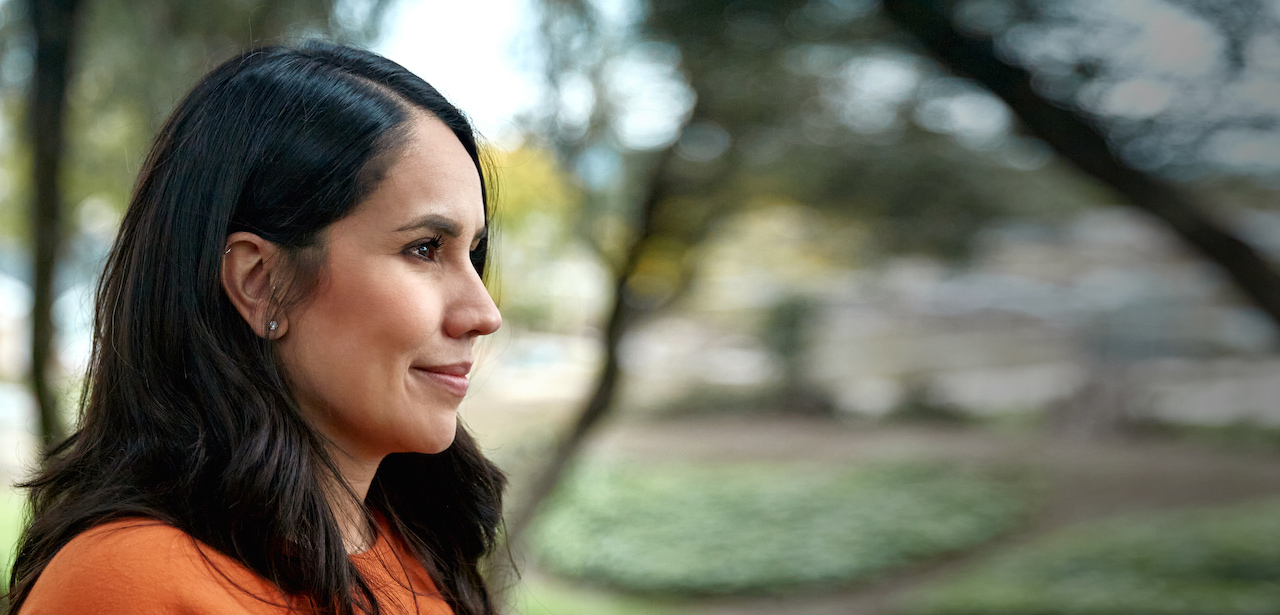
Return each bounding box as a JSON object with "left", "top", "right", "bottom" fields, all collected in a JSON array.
[{"left": 8, "top": 42, "right": 506, "bottom": 615}]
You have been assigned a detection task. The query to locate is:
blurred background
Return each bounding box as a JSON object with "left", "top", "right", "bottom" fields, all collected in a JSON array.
[{"left": 3, "top": 0, "right": 1280, "bottom": 613}]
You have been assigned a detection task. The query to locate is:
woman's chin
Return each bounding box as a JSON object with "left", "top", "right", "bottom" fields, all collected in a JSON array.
[{"left": 415, "top": 416, "right": 458, "bottom": 454}]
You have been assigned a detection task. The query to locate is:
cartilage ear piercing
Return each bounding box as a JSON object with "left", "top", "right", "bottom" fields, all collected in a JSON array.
[
  {"left": 268, "top": 320, "right": 279, "bottom": 332},
  {"left": 224, "top": 247, "right": 232, "bottom": 254}
]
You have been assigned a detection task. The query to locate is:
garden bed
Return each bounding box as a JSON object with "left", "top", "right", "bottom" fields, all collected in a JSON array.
[
  {"left": 529, "top": 460, "right": 1029, "bottom": 595},
  {"left": 903, "top": 498, "right": 1280, "bottom": 615}
]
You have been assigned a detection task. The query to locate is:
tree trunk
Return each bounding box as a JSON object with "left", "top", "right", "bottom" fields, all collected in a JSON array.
[
  {"left": 502, "top": 146, "right": 677, "bottom": 547},
  {"left": 881, "top": 0, "right": 1280, "bottom": 332},
  {"left": 28, "top": 0, "right": 83, "bottom": 451}
]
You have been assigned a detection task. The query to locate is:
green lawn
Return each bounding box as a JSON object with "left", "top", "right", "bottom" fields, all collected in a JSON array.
[
  {"left": 901, "top": 498, "right": 1280, "bottom": 615},
  {"left": 529, "top": 460, "right": 1030, "bottom": 595}
]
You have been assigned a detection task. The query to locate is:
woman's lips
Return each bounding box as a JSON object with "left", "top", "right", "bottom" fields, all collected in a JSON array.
[{"left": 412, "top": 363, "right": 471, "bottom": 397}]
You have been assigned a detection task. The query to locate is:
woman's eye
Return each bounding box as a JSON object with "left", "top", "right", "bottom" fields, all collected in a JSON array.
[{"left": 409, "top": 237, "right": 444, "bottom": 261}]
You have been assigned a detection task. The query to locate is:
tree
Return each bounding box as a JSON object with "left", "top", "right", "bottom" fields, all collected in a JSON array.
[
  {"left": 880, "top": 0, "right": 1280, "bottom": 327},
  {"left": 26, "top": 0, "right": 84, "bottom": 450},
  {"left": 507, "top": 0, "right": 1280, "bottom": 545}
]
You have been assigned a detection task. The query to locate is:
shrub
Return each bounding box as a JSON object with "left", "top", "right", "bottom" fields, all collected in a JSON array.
[
  {"left": 902, "top": 499, "right": 1280, "bottom": 615},
  {"left": 529, "top": 460, "right": 1028, "bottom": 595}
]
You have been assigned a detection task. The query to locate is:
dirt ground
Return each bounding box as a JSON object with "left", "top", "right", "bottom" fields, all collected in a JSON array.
[{"left": 529, "top": 415, "right": 1280, "bottom": 615}]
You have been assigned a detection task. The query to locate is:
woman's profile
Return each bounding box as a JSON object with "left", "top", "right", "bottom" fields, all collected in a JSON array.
[{"left": 7, "top": 42, "right": 506, "bottom": 615}]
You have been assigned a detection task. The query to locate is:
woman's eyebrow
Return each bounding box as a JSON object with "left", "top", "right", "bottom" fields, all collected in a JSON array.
[
  {"left": 395, "top": 213, "right": 487, "bottom": 243},
  {"left": 397, "top": 213, "right": 459, "bottom": 237}
]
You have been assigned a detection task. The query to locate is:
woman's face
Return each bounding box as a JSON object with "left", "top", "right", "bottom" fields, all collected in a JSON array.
[{"left": 276, "top": 113, "right": 500, "bottom": 462}]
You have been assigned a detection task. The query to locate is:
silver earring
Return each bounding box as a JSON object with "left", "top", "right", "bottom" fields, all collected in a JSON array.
[
  {"left": 224, "top": 247, "right": 232, "bottom": 254},
  {"left": 268, "top": 320, "right": 278, "bottom": 332}
]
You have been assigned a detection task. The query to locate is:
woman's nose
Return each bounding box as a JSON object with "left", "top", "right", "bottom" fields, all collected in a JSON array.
[{"left": 446, "top": 270, "right": 502, "bottom": 339}]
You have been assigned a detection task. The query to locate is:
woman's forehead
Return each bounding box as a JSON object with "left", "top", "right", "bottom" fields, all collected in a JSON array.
[{"left": 346, "top": 115, "right": 486, "bottom": 235}]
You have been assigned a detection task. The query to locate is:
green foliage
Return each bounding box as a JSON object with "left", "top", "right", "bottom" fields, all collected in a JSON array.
[
  {"left": 488, "top": 145, "right": 593, "bottom": 330},
  {"left": 1150, "top": 421, "right": 1280, "bottom": 454},
  {"left": 0, "top": 487, "right": 26, "bottom": 582},
  {"left": 638, "top": 0, "right": 1092, "bottom": 263},
  {"left": 64, "top": 0, "right": 383, "bottom": 209},
  {"left": 514, "top": 577, "right": 692, "bottom": 615},
  {"left": 902, "top": 498, "right": 1280, "bottom": 615},
  {"left": 529, "top": 460, "right": 1029, "bottom": 595},
  {"left": 491, "top": 145, "right": 582, "bottom": 231}
]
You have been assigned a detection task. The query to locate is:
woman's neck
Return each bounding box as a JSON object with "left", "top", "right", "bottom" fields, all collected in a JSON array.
[{"left": 327, "top": 451, "right": 383, "bottom": 554}]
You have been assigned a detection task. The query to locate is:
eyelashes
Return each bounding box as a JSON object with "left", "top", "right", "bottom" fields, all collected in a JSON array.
[
  {"left": 470, "top": 236, "right": 487, "bottom": 275},
  {"left": 407, "top": 235, "right": 445, "bottom": 262},
  {"left": 405, "top": 234, "right": 485, "bottom": 272}
]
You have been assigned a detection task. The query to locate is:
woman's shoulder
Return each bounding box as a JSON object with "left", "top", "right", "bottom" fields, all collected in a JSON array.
[
  {"left": 41, "top": 517, "right": 206, "bottom": 568},
  {"left": 20, "top": 518, "right": 295, "bottom": 614}
]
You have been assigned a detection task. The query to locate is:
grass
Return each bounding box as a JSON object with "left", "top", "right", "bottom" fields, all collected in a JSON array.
[
  {"left": 529, "top": 460, "right": 1030, "bottom": 595},
  {"left": 901, "top": 498, "right": 1280, "bottom": 615}
]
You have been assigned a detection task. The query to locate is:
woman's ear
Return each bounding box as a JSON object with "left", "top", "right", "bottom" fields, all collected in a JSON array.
[{"left": 221, "top": 232, "right": 288, "bottom": 338}]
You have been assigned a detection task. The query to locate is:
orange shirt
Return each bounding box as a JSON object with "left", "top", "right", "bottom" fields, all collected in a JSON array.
[{"left": 20, "top": 518, "right": 454, "bottom": 615}]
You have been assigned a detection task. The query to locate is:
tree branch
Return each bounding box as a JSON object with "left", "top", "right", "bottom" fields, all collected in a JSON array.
[{"left": 882, "top": 0, "right": 1280, "bottom": 331}]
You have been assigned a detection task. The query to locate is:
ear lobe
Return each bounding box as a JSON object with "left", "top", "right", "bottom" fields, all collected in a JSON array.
[{"left": 221, "top": 232, "right": 285, "bottom": 338}]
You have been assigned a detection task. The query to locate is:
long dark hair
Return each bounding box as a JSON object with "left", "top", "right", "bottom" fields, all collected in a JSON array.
[{"left": 8, "top": 42, "right": 506, "bottom": 615}]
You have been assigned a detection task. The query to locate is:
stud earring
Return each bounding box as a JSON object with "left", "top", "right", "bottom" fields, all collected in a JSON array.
[
  {"left": 268, "top": 320, "right": 278, "bottom": 332},
  {"left": 224, "top": 247, "right": 232, "bottom": 254}
]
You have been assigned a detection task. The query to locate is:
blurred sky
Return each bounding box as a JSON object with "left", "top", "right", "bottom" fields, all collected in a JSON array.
[
  {"left": 372, "top": 0, "right": 694, "bottom": 151},
  {"left": 373, "top": 0, "right": 543, "bottom": 143}
]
